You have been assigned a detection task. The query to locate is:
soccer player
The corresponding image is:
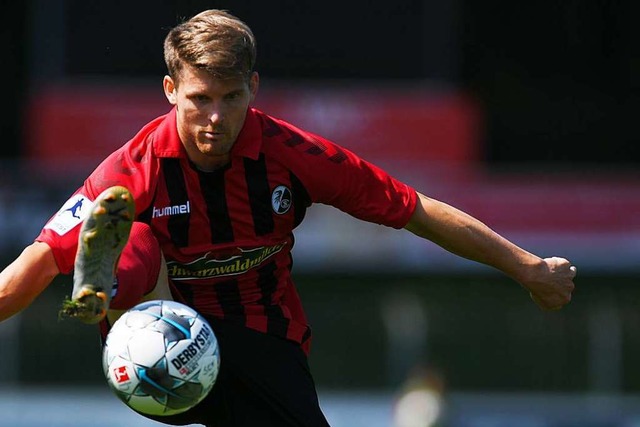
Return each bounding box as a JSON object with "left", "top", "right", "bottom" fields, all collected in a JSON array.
[{"left": 0, "top": 9, "right": 576, "bottom": 427}]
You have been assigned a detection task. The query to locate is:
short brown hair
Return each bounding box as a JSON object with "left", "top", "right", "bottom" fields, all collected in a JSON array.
[{"left": 164, "top": 9, "right": 256, "bottom": 83}]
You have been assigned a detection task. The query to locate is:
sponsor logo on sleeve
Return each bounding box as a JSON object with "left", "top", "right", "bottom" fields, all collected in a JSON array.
[{"left": 43, "top": 194, "right": 92, "bottom": 236}]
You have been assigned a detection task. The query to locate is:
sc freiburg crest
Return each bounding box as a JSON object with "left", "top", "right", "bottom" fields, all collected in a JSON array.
[{"left": 271, "top": 185, "right": 292, "bottom": 215}]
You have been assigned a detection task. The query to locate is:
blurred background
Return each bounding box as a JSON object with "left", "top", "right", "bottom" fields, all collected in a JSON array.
[{"left": 1, "top": 1, "right": 640, "bottom": 426}]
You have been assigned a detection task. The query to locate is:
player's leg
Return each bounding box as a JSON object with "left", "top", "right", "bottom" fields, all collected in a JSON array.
[
  {"left": 105, "top": 242, "right": 173, "bottom": 325},
  {"left": 59, "top": 184, "right": 173, "bottom": 324},
  {"left": 204, "top": 320, "right": 331, "bottom": 427},
  {"left": 90, "top": 219, "right": 176, "bottom": 341},
  {"left": 142, "top": 319, "right": 331, "bottom": 427}
]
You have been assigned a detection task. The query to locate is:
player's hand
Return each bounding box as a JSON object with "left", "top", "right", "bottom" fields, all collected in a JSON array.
[{"left": 521, "top": 257, "right": 576, "bottom": 311}]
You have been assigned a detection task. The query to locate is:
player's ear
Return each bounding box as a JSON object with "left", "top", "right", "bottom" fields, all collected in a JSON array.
[
  {"left": 248, "top": 72, "right": 259, "bottom": 102},
  {"left": 163, "top": 75, "right": 178, "bottom": 105}
]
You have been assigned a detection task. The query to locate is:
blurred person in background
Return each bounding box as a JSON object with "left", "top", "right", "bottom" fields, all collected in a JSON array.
[
  {"left": 0, "top": 8, "right": 576, "bottom": 427},
  {"left": 393, "top": 364, "right": 446, "bottom": 427}
]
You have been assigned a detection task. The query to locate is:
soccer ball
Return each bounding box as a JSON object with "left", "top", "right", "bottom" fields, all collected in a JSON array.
[{"left": 102, "top": 300, "right": 220, "bottom": 416}]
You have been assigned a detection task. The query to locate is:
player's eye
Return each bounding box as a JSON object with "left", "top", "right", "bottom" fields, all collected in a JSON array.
[{"left": 224, "top": 91, "right": 242, "bottom": 101}]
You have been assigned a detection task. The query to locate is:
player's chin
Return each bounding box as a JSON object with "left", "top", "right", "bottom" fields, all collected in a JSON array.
[
  {"left": 197, "top": 135, "right": 220, "bottom": 147},
  {"left": 199, "top": 142, "right": 232, "bottom": 157}
]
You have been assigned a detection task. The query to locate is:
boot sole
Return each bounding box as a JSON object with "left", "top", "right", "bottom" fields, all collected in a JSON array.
[{"left": 60, "top": 186, "right": 135, "bottom": 324}]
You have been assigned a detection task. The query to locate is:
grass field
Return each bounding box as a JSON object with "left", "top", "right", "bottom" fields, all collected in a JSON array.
[
  {"left": 3, "top": 388, "right": 640, "bottom": 427},
  {"left": 10, "top": 272, "right": 640, "bottom": 393}
]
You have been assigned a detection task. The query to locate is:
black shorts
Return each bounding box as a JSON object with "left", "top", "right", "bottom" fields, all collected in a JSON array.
[{"left": 139, "top": 318, "right": 331, "bottom": 427}]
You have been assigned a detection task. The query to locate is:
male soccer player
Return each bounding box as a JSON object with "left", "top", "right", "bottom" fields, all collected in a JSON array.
[{"left": 0, "top": 9, "right": 576, "bottom": 427}]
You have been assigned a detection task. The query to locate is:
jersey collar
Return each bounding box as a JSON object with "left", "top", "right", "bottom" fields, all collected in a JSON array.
[
  {"left": 230, "top": 108, "right": 262, "bottom": 160},
  {"left": 152, "top": 107, "right": 262, "bottom": 160},
  {"left": 151, "top": 107, "right": 183, "bottom": 158}
]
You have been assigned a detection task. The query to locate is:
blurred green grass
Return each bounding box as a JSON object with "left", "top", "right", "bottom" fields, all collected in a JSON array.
[{"left": 14, "top": 271, "right": 640, "bottom": 393}]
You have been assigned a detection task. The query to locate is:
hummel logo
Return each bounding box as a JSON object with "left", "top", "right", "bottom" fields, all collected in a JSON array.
[{"left": 152, "top": 201, "right": 191, "bottom": 218}]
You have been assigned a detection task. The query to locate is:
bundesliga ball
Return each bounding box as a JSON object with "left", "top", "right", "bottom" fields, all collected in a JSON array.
[{"left": 102, "top": 300, "right": 220, "bottom": 416}]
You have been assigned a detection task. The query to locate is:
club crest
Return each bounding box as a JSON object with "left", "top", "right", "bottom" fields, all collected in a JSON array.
[{"left": 271, "top": 185, "right": 292, "bottom": 215}]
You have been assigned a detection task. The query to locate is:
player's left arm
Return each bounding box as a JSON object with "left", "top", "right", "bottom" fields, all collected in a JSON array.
[{"left": 404, "top": 191, "right": 576, "bottom": 310}]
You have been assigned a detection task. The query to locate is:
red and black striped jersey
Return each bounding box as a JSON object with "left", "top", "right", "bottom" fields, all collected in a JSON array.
[{"left": 37, "top": 107, "right": 417, "bottom": 351}]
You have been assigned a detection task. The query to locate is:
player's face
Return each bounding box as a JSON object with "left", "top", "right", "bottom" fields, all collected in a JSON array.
[{"left": 163, "top": 65, "right": 259, "bottom": 170}]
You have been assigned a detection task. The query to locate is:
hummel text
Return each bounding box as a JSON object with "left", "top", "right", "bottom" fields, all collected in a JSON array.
[{"left": 152, "top": 201, "right": 191, "bottom": 218}]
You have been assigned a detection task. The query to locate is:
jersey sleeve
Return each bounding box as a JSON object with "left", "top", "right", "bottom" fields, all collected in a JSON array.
[
  {"left": 35, "top": 139, "right": 157, "bottom": 274},
  {"left": 272, "top": 122, "right": 418, "bottom": 229}
]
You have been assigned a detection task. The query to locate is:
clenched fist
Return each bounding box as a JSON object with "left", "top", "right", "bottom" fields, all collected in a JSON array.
[{"left": 522, "top": 257, "right": 577, "bottom": 311}]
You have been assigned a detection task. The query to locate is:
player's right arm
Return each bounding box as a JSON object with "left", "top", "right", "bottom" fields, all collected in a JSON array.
[
  {"left": 404, "top": 192, "right": 576, "bottom": 310},
  {"left": 0, "top": 241, "right": 60, "bottom": 322}
]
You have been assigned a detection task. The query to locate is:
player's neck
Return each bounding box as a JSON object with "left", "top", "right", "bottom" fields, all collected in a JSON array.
[{"left": 191, "top": 154, "right": 231, "bottom": 172}]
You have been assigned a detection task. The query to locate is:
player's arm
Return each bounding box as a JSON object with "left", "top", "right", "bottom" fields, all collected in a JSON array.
[
  {"left": 0, "top": 241, "right": 60, "bottom": 322},
  {"left": 404, "top": 191, "right": 576, "bottom": 310}
]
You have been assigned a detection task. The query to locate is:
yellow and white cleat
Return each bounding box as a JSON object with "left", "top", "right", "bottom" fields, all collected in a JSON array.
[{"left": 60, "top": 186, "right": 135, "bottom": 324}]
